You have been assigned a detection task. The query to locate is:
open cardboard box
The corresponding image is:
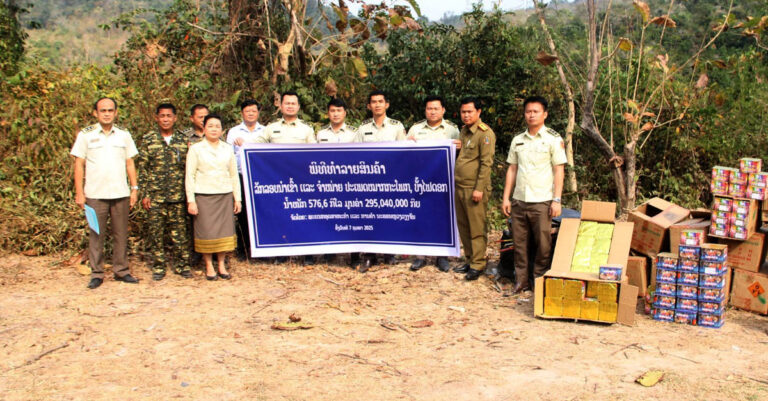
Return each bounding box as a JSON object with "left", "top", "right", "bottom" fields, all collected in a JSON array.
[
  {"left": 669, "top": 208, "right": 711, "bottom": 255},
  {"left": 535, "top": 200, "right": 638, "bottom": 325},
  {"left": 629, "top": 197, "right": 690, "bottom": 257}
]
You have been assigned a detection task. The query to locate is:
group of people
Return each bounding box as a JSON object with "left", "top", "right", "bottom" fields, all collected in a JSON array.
[{"left": 71, "top": 90, "right": 566, "bottom": 297}]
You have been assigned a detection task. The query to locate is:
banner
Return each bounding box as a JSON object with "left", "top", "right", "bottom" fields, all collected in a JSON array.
[{"left": 240, "top": 141, "right": 459, "bottom": 257}]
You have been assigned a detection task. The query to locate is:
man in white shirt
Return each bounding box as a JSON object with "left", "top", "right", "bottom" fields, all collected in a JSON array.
[
  {"left": 226, "top": 100, "right": 265, "bottom": 261},
  {"left": 71, "top": 97, "right": 140, "bottom": 289}
]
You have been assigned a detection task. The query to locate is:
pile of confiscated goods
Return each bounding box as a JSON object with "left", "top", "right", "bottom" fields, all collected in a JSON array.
[{"left": 534, "top": 157, "right": 768, "bottom": 328}]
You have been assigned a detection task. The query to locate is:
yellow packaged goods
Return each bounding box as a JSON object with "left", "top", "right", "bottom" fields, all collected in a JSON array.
[
  {"left": 545, "top": 278, "right": 565, "bottom": 298},
  {"left": 578, "top": 221, "right": 598, "bottom": 236},
  {"left": 589, "top": 253, "right": 609, "bottom": 273},
  {"left": 597, "top": 282, "right": 619, "bottom": 303},
  {"left": 595, "top": 223, "right": 615, "bottom": 239},
  {"left": 599, "top": 302, "right": 618, "bottom": 322},
  {"left": 544, "top": 297, "right": 563, "bottom": 316},
  {"left": 562, "top": 299, "right": 581, "bottom": 318},
  {"left": 586, "top": 281, "right": 599, "bottom": 298},
  {"left": 564, "top": 279, "right": 586, "bottom": 299},
  {"left": 592, "top": 236, "right": 612, "bottom": 254},
  {"left": 580, "top": 299, "right": 600, "bottom": 320}
]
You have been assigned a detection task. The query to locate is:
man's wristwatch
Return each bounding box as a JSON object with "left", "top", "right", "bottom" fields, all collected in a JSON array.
[
  {"left": 552, "top": 197, "right": 561, "bottom": 203},
  {"left": 131, "top": 186, "right": 139, "bottom": 190}
]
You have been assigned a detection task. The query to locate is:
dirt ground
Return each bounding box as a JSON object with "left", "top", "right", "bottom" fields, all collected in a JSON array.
[{"left": 1, "top": 248, "right": 767, "bottom": 401}]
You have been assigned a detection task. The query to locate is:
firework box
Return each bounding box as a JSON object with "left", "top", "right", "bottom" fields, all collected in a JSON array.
[
  {"left": 730, "top": 266, "right": 768, "bottom": 315},
  {"left": 629, "top": 198, "right": 690, "bottom": 257}
]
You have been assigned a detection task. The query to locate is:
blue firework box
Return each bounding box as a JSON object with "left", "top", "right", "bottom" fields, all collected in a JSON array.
[
  {"left": 699, "top": 260, "right": 727, "bottom": 275},
  {"left": 653, "top": 295, "right": 676, "bottom": 309},
  {"left": 655, "top": 267, "right": 677, "bottom": 284},
  {"left": 652, "top": 307, "right": 675, "bottom": 322},
  {"left": 676, "top": 284, "right": 699, "bottom": 300},
  {"left": 676, "top": 297, "right": 698, "bottom": 312},
  {"left": 678, "top": 246, "right": 701, "bottom": 260},
  {"left": 656, "top": 282, "right": 677, "bottom": 297},
  {"left": 698, "top": 310, "right": 725, "bottom": 328},
  {"left": 677, "top": 271, "right": 699, "bottom": 286},
  {"left": 698, "top": 287, "right": 727, "bottom": 303},
  {"left": 674, "top": 309, "right": 697, "bottom": 325},
  {"left": 700, "top": 243, "right": 728, "bottom": 263},
  {"left": 698, "top": 299, "right": 726, "bottom": 314}
]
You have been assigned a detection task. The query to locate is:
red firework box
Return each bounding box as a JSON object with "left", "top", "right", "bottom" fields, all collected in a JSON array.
[
  {"left": 710, "top": 180, "right": 729, "bottom": 196},
  {"left": 729, "top": 182, "right": 748, "bottom": 198},
  {"left": 712, "top": 197, "right": 732, "bottom": 212},
  {"left": 711, "top": 166, "right": 734, "bottom": 181},
  {"left": 732, "top": 199, "right": 753, "bottom": 215},
  {"left": 739, "top": 157, "right": 762, "bottom": 174},
  {"left": 711, "top": 210, "right": 729, "bottom": 225},
  {"left": 749, "top": 172, "right": 768, "bottom": 187},
  {"left": 679, "top": 229, "right": 705, "bottom": 247},
  {"left": 732, "top": 169, "right": 749, "bottom": 184},
  {"left": 709, "top": 222, "right": 730, "bottom": 237},
  {"left": 746, "top": 185, "right": 767, "bottom": 200},
  {"left": 730, "top": 225, "right": 750, "bottom": 240}
]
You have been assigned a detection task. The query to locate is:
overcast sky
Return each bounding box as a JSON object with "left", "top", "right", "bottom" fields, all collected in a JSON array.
[{"left": 413, "top": 0, "right": 531, "bottom": 20}]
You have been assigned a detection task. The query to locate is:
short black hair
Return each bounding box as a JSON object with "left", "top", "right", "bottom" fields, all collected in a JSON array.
[
  {"left": 203, "top": 114, "right": 222, "bottom": 127},
  {"left": 327, "top": 98, "right": 347, "bottom": 110},
  {"left": 367, "top": 89, "right": 388, "bottom": 104},
  {"left": 523, "top": 96, "right": 548, "bottom": 111},
  {"left": 424, "top": 95, "right": 445, "bottom": 108},
  {"left": 459, "top": 96, "right": 482, "bottom": 111},
  {"left": 240, "top": 99, "right": 260, "bottom": 111},
  {"left": 156, "top": 103, "right": 176, "bottom": 114},
  {"left": 93, "top": 97, "right": 117, "bottom": 111},
  {"left": 281, "top": 90, "right": 300, "bottom": 104},
  {"left": 189, "top": 104, "right": 208, "bottom": 116}
]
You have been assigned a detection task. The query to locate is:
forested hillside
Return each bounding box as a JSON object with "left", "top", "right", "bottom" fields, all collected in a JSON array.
[{"left": 1, "top": 0, "right": 767, "bottom": 254}]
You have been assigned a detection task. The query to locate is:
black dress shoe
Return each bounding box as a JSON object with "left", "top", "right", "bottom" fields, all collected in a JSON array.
[
  {"left": 410, "top": 258, "right": 426, "bottom": 271},
  {"left": 465, "top": 268, "right": 483, "bottom": 281},
  {"left": 453, "top": 263, "right": 470, "bottom": 273},
  {"left": 385, "top": 255, "right": 398, "bottom": 265},
  {"left": 304, "top": 255, "right": 315, "bottom": 265},
  {"left": 87, "top": 278, "right": 103, "bottom": 289},
  {"left": 359, "top": 258, "right": 373, "bottom": 273},
  {"left": 350, "top": 254, "right": 361, "bottom": 269},
  {"left": 274, "top": 256, "right": 288, "bottom": 264},
  {"left": 206, "top": 274, "right": 218, "bottom": 281},
  {"left": 177, "top": 270, "right": 193, "bottom": 279},
  {"left": 218, "top": 273, "right": 231, "bottom": 280},
  {"left": 114, "top": 274, "right": 139, "bottom": 284},
  {"left": 436, "top": 257, "right": 451, "bottom": 272}
]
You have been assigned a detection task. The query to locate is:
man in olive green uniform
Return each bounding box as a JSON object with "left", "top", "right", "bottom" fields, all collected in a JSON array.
[
  {"left": 138, "top": 103, "right": 192, "bottom": 280},
  {"left": 408, "top": 95, "right": 460, "bottom": 273},
  {"left": 316, "top": 98, "right": 358, "bottom": 143},
  {"left": 453, "top": 97, "right": 496, "bottom": 281},
  {"left": 184, "top": 104, "right": 209, "bottom": 145},
  {"left": 502, "top": 96, "right": 566, "bottom": 295},
  {"left": 355, "top": 90, "right": 407, "bottom": 272}
]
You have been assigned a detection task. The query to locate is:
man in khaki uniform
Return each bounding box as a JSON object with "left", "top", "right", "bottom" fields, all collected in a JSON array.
[
  {"left": 502, "top": 96, "right": 567, "bottom": 295},
  {"left": 71, "top": 97, "right": 140, "bottom": 289},
  {"left": 355, "top": 90, "right": 406, "bottom": 272},
  {"left": 356, "top": 90, "right": 406, "bottom": 143},
  {"left": 453, "top": 97, "right": 496, "bottom": 281},
  {"left": 257, "top": 91, "right": 316, "bottom": 144},
  {"left": 316, "top": 98, "right": 358, "bottom": 143},
  {"left": 184, "top": 104, "right": 209, "bottom": 145},
  {"left": 408, "top": 95, "right": 460, "bottom": 273}
]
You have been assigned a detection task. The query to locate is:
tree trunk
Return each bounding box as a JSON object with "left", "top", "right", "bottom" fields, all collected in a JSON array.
[
  {"left": 533, "top": 0, "right": 579, "bottom": 198},
  {"left": 624, "top": 141, "right": 637, "bottom": 212}
]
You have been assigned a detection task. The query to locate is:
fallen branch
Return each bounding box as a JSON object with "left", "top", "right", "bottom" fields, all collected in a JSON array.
[
  {"left": 318, "top": 274, "right": 343, "bottom": 286},
  {"left": 336, "top": 353, "right": 406, "bottom": 376},
  {"left": 11, "top": 342, "right": 69, "bottom": 370}
]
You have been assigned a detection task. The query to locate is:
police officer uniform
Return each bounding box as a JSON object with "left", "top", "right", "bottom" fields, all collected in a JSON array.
[
  {"left": 138, "top": 129, "right": 192, "bottom": 279},
  {"left": 257, "top": 118, "right": 316, "bottom": 144},
  {"left": 316, "top": 123, "right": 359, "bottom": 143},
  {"left": 454, "top": 119, "right": 496, "bottom": 276},
  {"left": 183, "top": 127, "right": 206, "bottom": 145},
  {"left": 407, "top": 119, "right": 460, "bottom": 141},
  {"left": 507, "top": 125, "right": 567, "bottom": 286},
  {"left": 70, "top": 123, "right": 139, "bottom": 282},
  {"left": 356, "top": 117, "right": 406, "bottom": 142},
  {"left": 408, "top": 118, "right": 460, "bottom": 272}
]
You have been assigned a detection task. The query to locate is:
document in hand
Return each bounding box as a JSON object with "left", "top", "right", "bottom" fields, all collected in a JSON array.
[{"left": 84, "top": 204, "right": 99, "bottom": 235}]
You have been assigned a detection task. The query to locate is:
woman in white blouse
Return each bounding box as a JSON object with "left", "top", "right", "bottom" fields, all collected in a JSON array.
[{"left": 186, "top": 114, "right": 242, "bottom": 280}]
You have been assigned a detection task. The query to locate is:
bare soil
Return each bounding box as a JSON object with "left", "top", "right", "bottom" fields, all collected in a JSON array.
[{"left": 1, "top": 250, "right": 767, "bottom": 401}]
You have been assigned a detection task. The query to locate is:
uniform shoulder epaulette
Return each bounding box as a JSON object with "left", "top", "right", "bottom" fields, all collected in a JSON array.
[
  {"left": 477, "top": 122, "right": 489, "bottom": 131},
  {"left": 143, "top": 130, "right": 158, "bottom": 139},
  {"left": 389, "top": 118, "right": 403, "bottom": 125},
  {"left": 361, "top": 118, "right": 373, "bottom": 125},
  {"left": 81, "top": 124, "right": 98, "bottom": 133},
  {"left": 414, "top": 119, "right": 426, "bottom": 126},
  {"left": 347, "top": 124, "right": 358, "bottom": 132},
  {"left": 320, "top": 123, "right": 331, "bottom": 131},
  {"left": 544, "top": 127, "right": 562, "bottom": 137},
  {"left": 267, "top": 119, "right": 281, "bottom": 126},
  {"left": 114, "top": 125, "right": 127, "bottom": 132},
  {"left": 444, "top": 119, "right": 458, "bottom": 128}
]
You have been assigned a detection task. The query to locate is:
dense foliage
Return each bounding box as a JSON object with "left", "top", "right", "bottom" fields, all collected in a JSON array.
[{"left": 1, "top": 0, "right": 768, "bottom": 255}]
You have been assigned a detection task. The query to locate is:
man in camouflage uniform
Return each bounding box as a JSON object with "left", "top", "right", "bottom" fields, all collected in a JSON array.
[
  {"left": 355, "top": 90, "right": 407, "bottom": 272},
  {"left": 138, "top": 103, "right": 192, "bottom": 280},
  {"left": 407, "top": 95, "right": 461, "bottom": 273},
  {"left": 184, "top": 104, "right": 209, "bottom": 145},
  {"left": 453, "top": 97, "right": 496, "bottom": 281}
]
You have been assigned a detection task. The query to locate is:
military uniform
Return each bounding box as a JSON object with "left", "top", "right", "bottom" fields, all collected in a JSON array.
[
  {"left": 257, "top": 118, "right": 316, "bottom": 143},
  {"left": 138, "top": 129, "right": 191, "bottom": 276},
  {"left": 70, "top": 123, "right": 138, "bottom": 280},
  {"left": 356, "top": 117, "right": 406, "bottom": 142},
  {"left": 407, "top": 119, "right": 460, "bottom": 140},
  {"left": 455, "top": 119, "right": 496, "bottom": 271},
  {"left": 507, "top": 125, "right": 567, "bottom": 283},
  {"left": 316, "top": 123, "right": 359, "bottom": 143},
  {"left": 183, "top": 127, "right": 206, "bottom": 146}
]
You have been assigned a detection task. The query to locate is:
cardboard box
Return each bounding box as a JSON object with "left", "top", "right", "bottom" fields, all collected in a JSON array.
[
  {"left": 626, "top": 256, "right": 649, "bottom": 297},
  {"left": 535, "top": 200, "right": 638, "bottom": 325},
  {"left": 629, "top": 198, "right": 690, "bottom": 257},
  {"left": 720, "top": 232, "right": 766, "bottom": 273},
  {"left": 730, "top": 267, "right": 768, "bottom": 315},
  {"left": 669, "top": 209, "right": 711, "bottom": 254},
  {"left": 709, "top": 198, "right": 758, "bottom": 241}
]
